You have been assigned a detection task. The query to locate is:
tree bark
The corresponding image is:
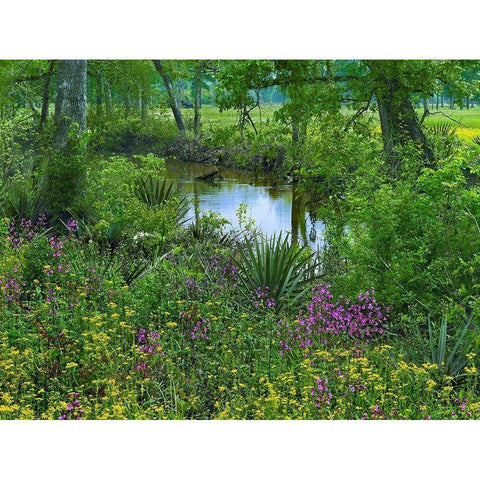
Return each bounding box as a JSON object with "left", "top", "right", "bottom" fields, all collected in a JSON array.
[
  {"left": 375, "top": 78, "right": 434, "bottom": 171},
  {"left": 194, "top": 62, "right": 202, "bottom": 137},
  {"left": 422, "top": 96, "right": 430, "bottom": 122},
  {"left": 105, "top": 79, "right": 112, "bottom": 118},
  {"left": 140, "top": 86, "right": 147, "bottom": 122},
  {"left": 46, "top": 60, "right": 87, "bottom": 220},
  {"left": 52, "top": 60, "right": 87, "bottom": 151},
  {"left": 124, "top": 83, "right": 131, "bottom": 119},
  {"left": 152, "top": 60, "right": 186, "bottom": 133},
  {"left": 39, "top": 60, "right": 56, "bottom": 131}
]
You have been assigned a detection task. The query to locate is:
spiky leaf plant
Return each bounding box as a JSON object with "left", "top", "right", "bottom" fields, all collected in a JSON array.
[
  {"left": 0, "top": 179, "right": 43, "bottom": 220},
  {"left": 236, "top": 232, "right": 321, "bottom": 312},
  {"left": 134, "top": 176, "right": 189, "bottom": 223},
  {"left": 412, "top": 314, "right": 478, "bottom": 378},
  {"left": 428, "top": 121, "right": 457, "bottom": 138}
]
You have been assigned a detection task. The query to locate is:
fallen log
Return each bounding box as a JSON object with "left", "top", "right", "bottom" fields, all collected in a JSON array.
[{"left": 194, "top": 170, "right": 218, "bottom": 181}]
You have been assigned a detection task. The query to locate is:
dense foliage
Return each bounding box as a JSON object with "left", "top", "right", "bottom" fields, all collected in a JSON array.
[{"left": 0, "top": 59, "right": 479, "bottom": 419}]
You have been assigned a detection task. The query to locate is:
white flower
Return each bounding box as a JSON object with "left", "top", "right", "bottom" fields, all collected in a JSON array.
[{"left": 133, "top": 232, "right": 152, "bottom": 241}]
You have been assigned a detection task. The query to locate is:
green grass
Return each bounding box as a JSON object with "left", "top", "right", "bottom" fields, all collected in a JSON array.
[
  {"left": 180, "top": 104, "right": 281, "bottom": 128},
  {"left": 182, "top": 104, "right": 480, "bottom": 145},
  {"left": 417, "top": 106, "right": 480, "bottom": 129},
  {"left": 418, "top": 107, "right": 480, "bottom": 144}
]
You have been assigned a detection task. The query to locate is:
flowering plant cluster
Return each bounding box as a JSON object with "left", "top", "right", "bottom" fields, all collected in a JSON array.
[
  {"left": 59, "top": 393, "right": 85, "bottom": 420},
  {"left": 206, "top": 254, "right": 239, "bottom": 295},
  {"left": 311, "top": 377, "right": 332, "bottom": 409},
  {"left": 0, "top": 268, "right": 24, "bottom": 304},
  {"left": 189, "top": 318, "right": 211, "bottom": 341},
  {"left": 253, "top": 285, "right": 276, "bottom": 309},
  {"left": 5, "top": 214, "right": 47, "bottom": 249},
  {"left": 278, "top": 284, "right": 388, "bottom": 356},
  {"left": 136, "top": 329, "right": 165, "bottom": 373}
]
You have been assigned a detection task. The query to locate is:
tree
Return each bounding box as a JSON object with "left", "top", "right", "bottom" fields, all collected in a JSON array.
[
  {"left": 194, "top": 61, "right": 202, "bottom": 136},
  {"left": 192, "top": 60, "right": 217, "bottom": 137},
  {"left": 52, "top": 60, "right": 87, "bottom": 150},
  {"left": 214, "top": 60, "right": 480, "bottom": 174},
  {"left": 152, "top": 60, "right": 186, "bottom": 133},
  {"left": 44, "top": 60, "right": 87, "bottom": 219},
  {"left": 39, "top": 60, "right": 56, "bottom": 131},
  {"left": 365, "top": 61, "right": 435, "bottom": 170}
]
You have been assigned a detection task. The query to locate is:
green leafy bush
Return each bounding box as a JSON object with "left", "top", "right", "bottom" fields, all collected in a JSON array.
[{"left": 89, "top": 115, "right": 177, "bottom": 155}]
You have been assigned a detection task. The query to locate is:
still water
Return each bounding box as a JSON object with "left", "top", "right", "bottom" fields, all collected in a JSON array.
[{"left": 164, "top": 159, "right": 325, "bottom": 251}]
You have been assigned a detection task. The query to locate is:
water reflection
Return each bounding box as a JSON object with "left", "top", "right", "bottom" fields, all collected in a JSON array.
[{"left": 165, "top": 158, "right": 325, "bottom": 251}]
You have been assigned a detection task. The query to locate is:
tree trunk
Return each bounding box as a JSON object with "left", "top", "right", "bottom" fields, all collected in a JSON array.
[
  {"left": 95, "top": 74, "right": 104, "bottom": 120},
  {"left": 140, "top": 87, "right": 147, "bottom": 122},
  {"left": 194, "top": 62, "right": 202, "bottom": 137},
  {"left": 52, "top": 60, "right": 87, "bottom": 151},
  {"left": 375, "top": 79, "right": 434, "bottom": 172},
  {"left": 152, "top": 60, "right": 186, "bottom": 133},
  {"left": 132, "top": 85, "right": 141, "bottom": 115},
  {"left": 46, "top": 60, "right": 87, "bottom": 220},
  {"left": 39, "top": 60, "right": 55, "bottom": 131},
  {"left": 422, "top": 96, "right": 430, "bottom": 120},
  {"left": 105, "top": 80, "right": 112, "bottom": 118},
  {"left": 124, "top": 83, "right": 131, "bottom": 119}
]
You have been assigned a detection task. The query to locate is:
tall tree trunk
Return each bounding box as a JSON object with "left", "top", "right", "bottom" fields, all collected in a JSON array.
[
  {"left": 140, "top": 87, "right": 147, "bottom": 122},
  {"left": 422, "top": 96, "right": 430, "bottom": 121},
  {"left": 39, "top": 60, "right": 55, "bottom": 131},
  {"left": 152, "top": 60, "right": 186, "bottom": 133},
  {"left": 52, "top": 60, "right": 87, "bottom": 150},
  {"left": 105, "top": 79, "right": 112, "bottom": 118},
  {"left": 375, "top": 79, "right": 434, "bottom": 172},
  {"left": 194, "top": 62, "right": 202, "bottom": 137},
  {"left": 124, "top": 83, "right": 131, "bottom": 119},
  {"left": 135, "top": 89, "right": 142, "bottom": 115},
  {"left": 46, "top": 60, "right": 87, "bottom": 220}
]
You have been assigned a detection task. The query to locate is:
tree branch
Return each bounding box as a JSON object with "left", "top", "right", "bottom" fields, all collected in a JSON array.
[
  {"left": 423, "top": 110, "right": 469, "bottom": 128},
  {"left": 247, "top": 74, "right": 366, "bottom": 90},
  {"left": 345, "top": 94, "right": 374, "bottom": 130}
]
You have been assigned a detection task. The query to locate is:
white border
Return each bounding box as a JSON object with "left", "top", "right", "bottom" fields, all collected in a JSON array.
[{"left": 1, "top": 0, "right": 480, "bottom": 477}]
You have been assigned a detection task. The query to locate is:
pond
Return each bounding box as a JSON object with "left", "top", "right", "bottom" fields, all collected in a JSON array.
[{"left": 164, "top": 158, "right": 325, "bottom": 251}]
